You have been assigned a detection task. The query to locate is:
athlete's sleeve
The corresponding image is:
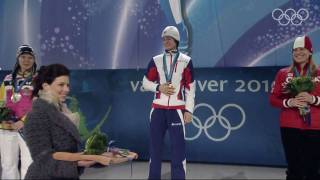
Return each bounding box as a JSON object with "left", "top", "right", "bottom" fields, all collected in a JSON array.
[
  {"left": 183, "top": 60, "right": 195, "bottom": 113},
  {"left": 143, "top": 59, "right": 160, "bottom": 92},
  {"left": 0, "top": 82, "right": 6, "bottom": 106},
  {"left": 269, "top": 70, "right": 290, "bottom": 108}
]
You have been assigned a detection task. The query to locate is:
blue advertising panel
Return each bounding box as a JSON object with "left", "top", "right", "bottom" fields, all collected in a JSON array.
[
  {"left": 70, "top": 66, "right": 286, "bottom": 166},
  {"left": 1, "top": 0, "right": 320, "bottom": 69},
  {"left": 0, "top": 66, "right": 286, "bottom": 166}
]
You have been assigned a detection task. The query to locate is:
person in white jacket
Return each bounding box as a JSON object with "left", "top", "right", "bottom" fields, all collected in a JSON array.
[
  {"left": 0, "top": 45, "right": 35, "bottom": 179},
  {"left": 143, "top": 26, "right": 195, "bottom": 180}
]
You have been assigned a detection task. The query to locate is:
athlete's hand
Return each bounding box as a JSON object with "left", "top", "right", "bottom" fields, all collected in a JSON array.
[
  {"left": 296, "top": 92, "right": 314, "bottom": 104},
  {"left": 184, "top": 111, "right": 193, "bottom": 124},
  {"left": 159, "top": 83, "right": 175, "bottom": 96},
  {"left": 289, "top": 98, "right": 308, "bottom": 108},
  {"left": 12, "top": 120, "right": 24, "bottom": 130}
]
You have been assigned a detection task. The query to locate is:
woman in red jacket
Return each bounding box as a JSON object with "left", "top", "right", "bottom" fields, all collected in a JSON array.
[{"left": 270, "top": 35, "right": 320, "bottom": 180}]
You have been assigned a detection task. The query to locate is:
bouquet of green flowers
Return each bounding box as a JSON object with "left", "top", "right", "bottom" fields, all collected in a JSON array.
[
  {"left": 83, "top": 131, "right": 108, "bottom": 155},
  {"left": 68, "top": 96, "right": 117, "bottom": 156},
  {"left": 0, "top": 107, "right": 12, "bottom": 122},
  {"left": 0, "top": 106, "right": 13, "bottom": 130},
  {"left": 285, "top": 76, "right": 315, "bottom": 97},
  {"left": 284, "top": 76, "right": 315, "bottom": 122}
]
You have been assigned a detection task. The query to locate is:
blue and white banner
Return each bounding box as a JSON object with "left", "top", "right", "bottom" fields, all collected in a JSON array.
[
  {"left": 1, "top": 0, "right": 320, "bottom": 70},
  {"left": 67, "top": 66, "right": 285, "bottom": 166},
  {"left": 2, "top": 66, "right": 286, "bottom": 166}
]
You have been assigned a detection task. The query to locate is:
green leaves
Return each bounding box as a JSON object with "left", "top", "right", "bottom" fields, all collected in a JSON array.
[
  {"left": 84, "top": 131, "right": 108, "bottom": 155},
  {"left": 285, "top": 76, "right": 315, "bottom": 96},
  {"left": 83, "top": 107, "right": 112, "bottom": 155},
  {"left": 0, "top": 107, "right": 12, "bottom": 122},
  {"left": 67, "top": 96, "right": 112, "bottom": 154}
]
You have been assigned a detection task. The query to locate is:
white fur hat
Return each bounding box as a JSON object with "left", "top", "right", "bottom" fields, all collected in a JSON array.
[{"left": 161, "top": 26, "right": 180, "bottom": 41}]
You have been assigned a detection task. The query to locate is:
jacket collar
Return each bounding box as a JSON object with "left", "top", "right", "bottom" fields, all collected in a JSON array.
[
  {"left": 34, "top": 96, "right": 80, "bottom": 143},
  {"left": 294, "top": 62, "right": 310, "bottom": 76}
]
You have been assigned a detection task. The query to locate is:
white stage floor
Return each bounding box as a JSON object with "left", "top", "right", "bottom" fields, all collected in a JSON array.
[
  {"left": 81, "top": 161, "right": 286, "bottom": 179},
  {"left": 0, "top": 160, "right": 286, "bottom": 179}
]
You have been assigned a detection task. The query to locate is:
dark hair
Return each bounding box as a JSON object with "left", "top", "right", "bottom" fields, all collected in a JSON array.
[
  {"left": 175, "top": 39, "right": 179, "bottom": 48},
  {"left": 32, "top": 64, "right": 70, "bottom": 98}
]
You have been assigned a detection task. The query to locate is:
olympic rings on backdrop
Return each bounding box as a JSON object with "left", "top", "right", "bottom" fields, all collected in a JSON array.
[
  {"left": 272, "top": 8, "right": 309, "bottom": 26},
  {"left": 185, "top": 103, "right": 246, "bottom": 142}
]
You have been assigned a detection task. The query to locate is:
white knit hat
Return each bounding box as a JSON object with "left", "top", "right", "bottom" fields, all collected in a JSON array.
[
  {"left": 16, "top": 44, "right": 35, "bottom": 58},
  {"left": 161, "top": 26, "right": 180, "bottom": 41},
  {"left": 293, "top": 35, "right": 313, "bottom": 53}
]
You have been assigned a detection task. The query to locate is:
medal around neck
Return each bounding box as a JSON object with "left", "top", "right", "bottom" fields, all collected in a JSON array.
[
  {"left": 11, "top": 93, "right": 22, "bottom": 103},
  {"left": 163, "top": 52, "right": 179, "bottom": 83},
  {"left": 11, "top": 75, "right": 33, "bottom": 103}
]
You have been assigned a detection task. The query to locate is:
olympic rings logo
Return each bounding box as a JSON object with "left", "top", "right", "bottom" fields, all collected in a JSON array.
[
  {"left": 185, "top": 103, "right": 246, "bottom": 142},
  {"left": 272, "top": 8, "right": 309, "bottom": 26}
]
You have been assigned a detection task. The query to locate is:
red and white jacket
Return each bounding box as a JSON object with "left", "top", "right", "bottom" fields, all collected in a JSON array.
[
  {"left": 143, "top": 51, "right": 195, "bottom": 113},
  {"left": 269, "top": 66, "right": 320, "bottom": 130}
]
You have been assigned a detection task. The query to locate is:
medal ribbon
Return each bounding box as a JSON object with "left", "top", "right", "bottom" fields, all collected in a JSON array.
[
  {"left": 163, "top": 52, "right": 179, "bottom": 83},
  {"left": 12, "top": 75, "right": 32, "bottom": 94},
  {"left": 293, "top": 66, "right": 310, "bottom": 77}
]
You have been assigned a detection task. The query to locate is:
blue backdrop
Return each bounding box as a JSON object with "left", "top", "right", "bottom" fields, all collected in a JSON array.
[
  {"left": 72, "top": 66, "right": 286, "bottom": 166},
  {"left": 0, "top": 0, "right": 320, "bottom": 69},
  {"left": 0, "top": 66, "right": 286, "bottom": 166}
]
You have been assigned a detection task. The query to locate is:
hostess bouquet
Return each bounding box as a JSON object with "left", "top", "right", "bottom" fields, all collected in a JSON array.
[
  {"left": 52, "top": 97, "right": 138, "bottom": 166},
  {"left": 284, "top": 76, "right": 315, "bottom": 123},
  {"left": 68, "top": 96, "right": 137, "bottom": 163},
  {"left": 84, "top": 131, "right": 108, "bottom": 155},
  {"left": 67, "top": 96, "right": 110, "bottom": 155}
]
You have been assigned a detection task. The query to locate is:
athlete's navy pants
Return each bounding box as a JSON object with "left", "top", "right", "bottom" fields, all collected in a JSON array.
[{"left": 148, "top": 108, "right": 186, "bottom": 180}]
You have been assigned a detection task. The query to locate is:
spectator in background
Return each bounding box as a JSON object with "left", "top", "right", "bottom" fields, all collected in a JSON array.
[{"left": 0, "top": 45, "right": 36, "bottom": 179}]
